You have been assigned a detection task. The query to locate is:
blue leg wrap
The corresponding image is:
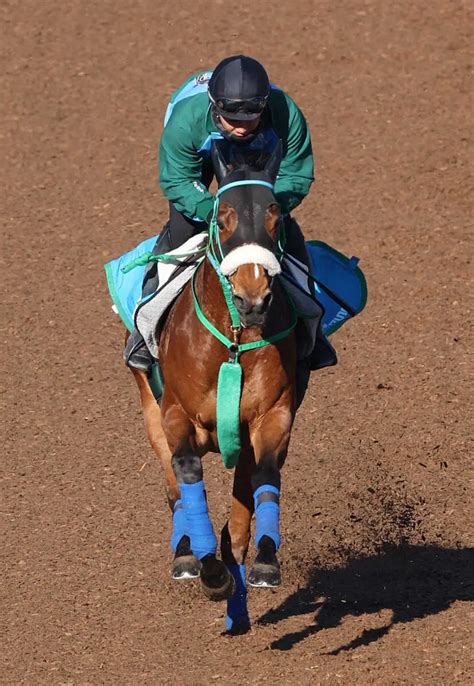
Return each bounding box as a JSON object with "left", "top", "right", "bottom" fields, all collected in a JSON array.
[
  {"left": 254, "top": 484, "right": 281, "bottom": 549},
  {"left": 170, "top": 499, "right": 187, "bottom": 553},
  {"left": 225, "top": 564, "right": 249, "bottom": 632},
  {"left": 179, "top": 481, "right": 217, "bottom": 560}
]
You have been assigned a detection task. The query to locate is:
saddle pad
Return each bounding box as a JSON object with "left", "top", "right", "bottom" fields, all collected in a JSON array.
[
  {"left": 104, "top": 234, "right": 159, "bottom": 332},
  {"left": 135, "top": 252, "right": 205, "bottom": 358},
  {"left": 104, "top": 232, "right": 207, "bottom": 337}
]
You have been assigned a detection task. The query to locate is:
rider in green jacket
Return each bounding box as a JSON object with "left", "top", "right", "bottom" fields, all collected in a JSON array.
[
  {"left": 125, "top": 55, "right": 334, "bottom": 378},
  {"left": 159, "top": 63, "right": 314, "bottom": 228}
]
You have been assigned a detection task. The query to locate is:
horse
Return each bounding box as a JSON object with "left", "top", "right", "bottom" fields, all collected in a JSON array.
[{"left": 129, "top": 140, "right": 301, "bottom": 632}]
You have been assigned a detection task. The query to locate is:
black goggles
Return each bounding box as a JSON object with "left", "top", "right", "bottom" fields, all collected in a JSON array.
[{"left": 212, "top": 95, "right": 268, "bottom": 115}]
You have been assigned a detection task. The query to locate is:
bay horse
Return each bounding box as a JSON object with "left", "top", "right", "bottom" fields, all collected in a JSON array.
[{"left": 130, "top": 140, "right": 300, "bottom": 632}]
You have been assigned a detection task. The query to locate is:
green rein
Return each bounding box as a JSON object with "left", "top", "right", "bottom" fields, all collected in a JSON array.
[{"left": 195, "top": 180, "right": 297, "bottom": 468}]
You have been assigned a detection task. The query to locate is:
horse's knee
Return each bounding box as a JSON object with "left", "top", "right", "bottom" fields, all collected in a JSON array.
[
  {"left": 172, "top": 453, "right": 203, "bottom": 483},
  {"left": 251, "top": 460, "right": 281, "bottom": 491}
]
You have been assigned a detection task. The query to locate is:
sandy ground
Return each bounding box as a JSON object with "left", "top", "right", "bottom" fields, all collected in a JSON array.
[{"left": 2, "top": 1, "right": 473, "bottom": 684}]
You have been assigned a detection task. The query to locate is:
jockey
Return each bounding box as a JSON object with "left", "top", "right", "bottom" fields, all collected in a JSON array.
[{"left": 125, "top": 54, "right": 335, "bottom": 379}]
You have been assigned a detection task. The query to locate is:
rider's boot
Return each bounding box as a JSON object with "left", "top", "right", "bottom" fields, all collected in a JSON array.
[
  {"left": 310, "top": 325, "right": 337, "bottom": 370},
  {"left": 124, "top": 228, "right": 172, "bottom": 374}
]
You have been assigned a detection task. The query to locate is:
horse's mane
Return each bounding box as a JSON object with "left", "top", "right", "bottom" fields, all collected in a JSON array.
[{"left": 224, "top": 149, "right": 273, "bottom": 176}]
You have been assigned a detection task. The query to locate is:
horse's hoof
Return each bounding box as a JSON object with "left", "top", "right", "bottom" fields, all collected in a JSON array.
[
  {"left": 248, "top": 561, "right": 282, "bottom": 588},
  {"left": 224, "top": 619, "right": 251, "bottom": 636},
  {"left": 200, "top": 556, "right": 236, "bottom": 601},
  {"left": 171, "top": 554, "right": 201, "bottom": 580},
  {"left": 249, "top": 536, "right": 281, "bottom": 587}
]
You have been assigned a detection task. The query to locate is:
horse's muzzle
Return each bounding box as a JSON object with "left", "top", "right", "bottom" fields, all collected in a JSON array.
[{"left": 233, "top": 291, "right": 273, "bottom": 328}]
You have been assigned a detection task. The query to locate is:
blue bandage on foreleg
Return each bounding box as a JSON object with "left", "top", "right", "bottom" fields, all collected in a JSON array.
[
  {"left": 254, "top": 484, "right": 281, "bottom": 549},
  {"left": 170, "top": 499, "right": 187, "bottom": 552},
  {"left": 179, "top": 481, "right": 217, "bottom": 560},
  {"left": 225, "top": 564, "right": 249, "bottom": 632}
]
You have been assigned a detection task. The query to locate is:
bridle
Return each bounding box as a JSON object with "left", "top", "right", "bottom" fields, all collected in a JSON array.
[{"left": 192, "top": 177, "right": 296, "bottom": 360}]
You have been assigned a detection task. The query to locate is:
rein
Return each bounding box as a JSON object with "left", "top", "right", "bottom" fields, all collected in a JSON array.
[{"left": 194, "top": 179, "right": 297, "bottom": 468}]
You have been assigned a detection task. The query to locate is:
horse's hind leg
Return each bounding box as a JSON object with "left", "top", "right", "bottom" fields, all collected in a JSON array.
[
  {"left": 130, "top": 369, "right": 200, "bottom": 580},
  {"left": 248, "top": 405, "right": 293, "bottom": 588},
  {"left": 162, "top": 403, "right": 234, "bottom": 601}
]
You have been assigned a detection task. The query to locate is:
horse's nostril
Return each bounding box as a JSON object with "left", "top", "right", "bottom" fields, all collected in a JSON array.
[
  {"left": 254, "top": 292, "right": 273, "bottom": 315},
  {"left": 233, "top": 293, "right": 245, "bottom": 308},
  {"left": 233, "top": 293, "right": 253, "bottom": 314},
  {"left": 263, "top": 292, "right": 273, "bottom": 309}
]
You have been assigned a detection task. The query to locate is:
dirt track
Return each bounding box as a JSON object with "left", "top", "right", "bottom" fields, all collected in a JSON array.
[{"left": 2, "top": 1, "right": 473, "bottom": 684}]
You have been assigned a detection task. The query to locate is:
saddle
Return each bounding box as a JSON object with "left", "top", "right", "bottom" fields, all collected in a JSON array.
[
  {"left": 135, "top": 233, "right": 208, "bottom": 358},
  {"left": 105, "top": 232, "right": 207, "bottom": 352}
]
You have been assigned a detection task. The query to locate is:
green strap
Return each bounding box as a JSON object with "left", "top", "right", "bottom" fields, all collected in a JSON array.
[
  {"left": 207, "top": 198, "right": 225, "bottom": 264},
  {"left": 206, "top": 253, "right": 241, "bottom": 329},
  {"left": 192, "top": 273, "right": 234, "bottom": 349},
  {"left": 216, "top": 362, "right": 242, "bottom": 468},
  {"left": 121, "top": 247, "right": 206, "bottom": 273},
  {"left": 191, "top": 271, "right": 297, "bottom": 356}
]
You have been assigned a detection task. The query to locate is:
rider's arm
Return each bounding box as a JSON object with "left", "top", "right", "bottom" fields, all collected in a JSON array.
[
  {"left": 159, "top": 100, "right": 214, "bottom": 222},
  {"left": 271, "top": 90, "right": 315, "bottom": 214}
]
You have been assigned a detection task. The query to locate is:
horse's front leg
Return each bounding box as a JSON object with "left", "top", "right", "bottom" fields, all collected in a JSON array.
[
  {"left": 162, "top": 403, "right": 234, "bottom": 601},
  {"left": 220, "top": 451, "right": 254, "bottom": 632},
  {"left": 130, "top": 369, "right": 200, "bottom": 580},
  {"left": 248, "top": 404, "right": 293, "bottom": 587}
]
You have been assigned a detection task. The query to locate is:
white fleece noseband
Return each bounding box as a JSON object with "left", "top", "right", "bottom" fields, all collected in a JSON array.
[{"left": 220, "top": 244, "right": 281, "bottom": 277}]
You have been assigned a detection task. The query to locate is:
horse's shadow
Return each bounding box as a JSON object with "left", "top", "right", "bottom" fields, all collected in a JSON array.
[{"left": 256, "top": 544, "right": 473, "bottom": 652}]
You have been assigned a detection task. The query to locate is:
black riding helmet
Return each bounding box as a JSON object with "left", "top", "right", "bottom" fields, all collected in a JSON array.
[{"left": 208, "top": 55, "right": 270, "bottom": 122}]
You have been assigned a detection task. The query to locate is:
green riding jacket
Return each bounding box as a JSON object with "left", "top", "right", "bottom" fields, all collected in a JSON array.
[{"left": 159, "top": 71, "right": 315, "bottom": 222}]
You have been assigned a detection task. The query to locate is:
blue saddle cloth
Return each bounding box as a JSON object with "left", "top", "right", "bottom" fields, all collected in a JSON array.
[
  {"left": 104, "top": 235, "right": 159, "bottom": 332},
  {"left": 104, "top": 236, "right": 367, "bottom": 336},
  {"left": 306, "top": 240, "right": 367, "bottom": 335}
]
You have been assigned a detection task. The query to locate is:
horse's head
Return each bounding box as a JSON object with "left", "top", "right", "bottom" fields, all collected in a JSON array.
[{"left": 210, "top": 140, "right": 283, "bottom": 328}]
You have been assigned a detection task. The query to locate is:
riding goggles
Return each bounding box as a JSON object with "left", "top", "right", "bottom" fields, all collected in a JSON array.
[{"left": 210, "top": 94, "right": 268, "bottom": 116}]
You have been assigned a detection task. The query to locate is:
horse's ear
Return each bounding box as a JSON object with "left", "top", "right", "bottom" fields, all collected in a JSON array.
[
  {"left": 265, "top": 202, "right": 281, "bottom": 240},
  {"left": 211, "top": 140, "right": 231, "bottom": 184},
  {"left": 264, "top": 139, "right": 283, "bottom": 182}
]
